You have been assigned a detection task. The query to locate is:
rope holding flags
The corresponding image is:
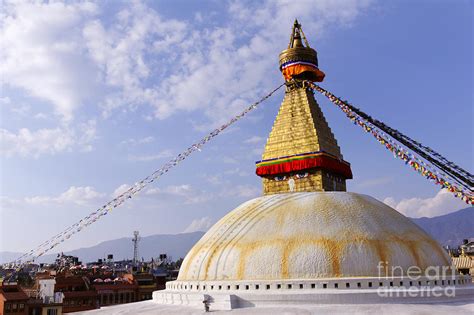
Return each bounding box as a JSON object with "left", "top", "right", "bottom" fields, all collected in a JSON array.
[
  {"left": 308, "top": 81, "right": 473, "bottom": 205},
  {"left": 10, "top": 83, "right": 285, "bottom": 266}
]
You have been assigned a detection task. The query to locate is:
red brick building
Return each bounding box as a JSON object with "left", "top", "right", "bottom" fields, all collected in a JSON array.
[
  {"left": 54, "top": 276, "right": 96, "bottom": 313},
  {"left": 92, "top": 282, "right": 138, "bottom": 306},
  {"left": 0, "top": 284, "right": 28, "bottom": 315}
]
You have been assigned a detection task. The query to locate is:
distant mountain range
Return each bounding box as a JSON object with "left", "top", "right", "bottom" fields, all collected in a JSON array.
[
  {"left": 410, "top": 207, "right": 473, "bottom": 247},
  {"left": 0, "top": 231, "right": 205, "bottom": 265},
  {"left": 1, "top": 207, "right": 472, "bottom": 264}
]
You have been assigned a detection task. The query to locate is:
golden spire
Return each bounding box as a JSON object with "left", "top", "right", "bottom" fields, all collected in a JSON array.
[{"left": 255, "top": 21, "right": 352, "bottom": 195}]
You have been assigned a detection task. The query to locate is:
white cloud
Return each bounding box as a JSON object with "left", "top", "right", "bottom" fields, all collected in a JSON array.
[
  {"left": 183, "top": 216, "right": 213, "bottom": 233},
  {"left": 1, "top": 1, "right": 99, "bottom": 121},
  {"left": 129, "top": 149, "right": 173, "bottom": 162},
  {"left": 222, "top": 185, "right": 260, "bottom": 198},
  {"left": 145, "top": 184, "right": 212, "bottom": 204},
  {"left": 120, "top": 136, "right": 154, "bottom": 146},
  {"left": 112, "top": 184, "right": 132, "bottom": 198},
  {"left": 1, "top": 0, "right": 373, "bottom": 126},
  {"left": 81, "top": 1, "right": 188, "bottom": 118},
  {"left": 224, "top": 168, "right": 249, "bottom": 177},
  {"left": 1, "top": 127, "right": 70, "bottom": 158},
  {"left": 55, "top": 186, "right": 105, "bottom": 205},
  {"left": 0, "top": 0, "right": 373, "bottom": 161},
  {"left": 146, "top": 0, "right": 373, "bottom": 126},
  {"left": 0, "top": 186, "right": 105, "bottom": 210},
  {"left": 383, "top": 189, "right": 468, "bottom": 218},
  {"left": 244, "top": 136, "right": 265, "bottom": 144},
  {"left": 0, "top": 120, "right": 96, "bottom": 158}
]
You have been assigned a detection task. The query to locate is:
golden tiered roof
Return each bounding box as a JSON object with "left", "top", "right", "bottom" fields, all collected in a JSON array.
[
  {"left": 262, "top": 84, "right": 343, "bottom": 161},
  {"left": 257, "top": 21, "right": 351, "bottom": 195}
]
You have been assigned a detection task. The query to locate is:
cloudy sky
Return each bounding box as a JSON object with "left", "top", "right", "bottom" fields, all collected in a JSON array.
[{"left": 0, "top": 0, "right": 472, "bottom": 254}]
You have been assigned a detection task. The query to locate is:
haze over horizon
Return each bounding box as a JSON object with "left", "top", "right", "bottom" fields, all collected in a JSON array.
[{"left": 1, "top": 0, "right": 472, "bottom": 254}]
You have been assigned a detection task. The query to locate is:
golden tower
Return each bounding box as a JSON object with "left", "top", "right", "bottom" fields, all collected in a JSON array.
[{"left": 256, "top": 20, "right": 352, "bottom": 195}]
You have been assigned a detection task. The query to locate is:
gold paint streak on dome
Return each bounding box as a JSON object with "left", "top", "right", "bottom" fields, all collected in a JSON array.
[
  {"left": 372, "top": 239, "right": 389, "bottom": 275},
  {"left": 405, "top": 240, "right": 423, "bottom": 268},
  {"left": 425, "top": 237, "right": 451, "bottom": 266}
]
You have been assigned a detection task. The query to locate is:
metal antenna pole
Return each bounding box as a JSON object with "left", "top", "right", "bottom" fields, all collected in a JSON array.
[{"left": 132, "top": 231, "right": 140, "bottom": 266}]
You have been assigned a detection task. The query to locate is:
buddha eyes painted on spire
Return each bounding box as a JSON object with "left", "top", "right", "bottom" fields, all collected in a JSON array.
[
  {"left": 295, "top": 172, "right": 309, "bottom": 179},
  {"left": 273, "top": 172, "right": 308, "bottom": 181}
]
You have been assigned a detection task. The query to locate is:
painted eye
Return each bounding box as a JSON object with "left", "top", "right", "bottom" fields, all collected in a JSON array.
[
  {"left": 295, "top": 172, "right": 309, "bottom": 179},
  {"left": 274, "top": 175, "right": 287, "bottom": 181}
]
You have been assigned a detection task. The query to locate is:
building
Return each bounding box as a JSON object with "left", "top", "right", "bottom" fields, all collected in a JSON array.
[
  {"left": 54, "top": 276, "right": 96, "bottom": 313},
  {"left": 460, "top": 238, "right": 474, "bottom": 256},
  {"left": 92, "top": 279, "right": 137, "bottom": 307},
  {"left": 124, "top": 273, "right": 156, "bottom": 301},
  {"left": 0, "top": 283, "right": 29, "bottom": 315},
  {"left": 151, "top": 20, "right": 473, "bottom": 310},
  {"left": 450, "top": 238, "right": 474, "bottom": 278}
]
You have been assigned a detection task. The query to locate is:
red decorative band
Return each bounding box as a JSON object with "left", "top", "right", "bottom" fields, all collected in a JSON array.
[{"left": 256, "top": 155, "right": 352, "bottom": 179}]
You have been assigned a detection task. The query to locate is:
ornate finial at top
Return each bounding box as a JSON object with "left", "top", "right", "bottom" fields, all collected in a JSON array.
[
  {"left": 279, "top": 20, "right": 325, "bottom": 82},
  {"left": 288, "top": 19, "right": 310, "bottom": 49}
]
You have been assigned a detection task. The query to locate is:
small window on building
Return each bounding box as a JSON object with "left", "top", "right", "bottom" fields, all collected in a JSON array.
[
  {"left": 227, "top": 285, "right": 231, "bottom": 290},
  {"left": 277, "top": 284, "right": 281, "bottom": 289},
  {"left": 245, "top": 285, "right": 249, "bottom": 290},
  {"left": 447, "top": 280, "right": 450, "bottom": 285},
  {"left": 334, "top": 283, "right": 338, "bottom": 288},
  {"left": 389, "top": 282, "right": 393, "bottom": 287},
  {"left": 434, "top": 281, "right": 437, "bottom": 285},
  {"left": 368, "top": 282, "right": 372, "bottom": 288},
  {"left": 235, "top": 285, "right": 239, "bottom": 290},
  {"left": 409, "top": 281, "right": 413, "bottom": 286},
  {"left": 47, "top": 309, "right": 58, "bottom": 315},
  {"left": 379, "top": 282, "right": 383, "bottom": 287},
  {"left": 19, "top": 303, "right": 25, "bottom": 310},
  {"left": 453, "top": 280, "right": 456, "bottom": 285},
  {"left": 357, "top": 283, "right": 361, "bottom": 288},
  {"left": 255, "top": 284, "right": 259, "bottom": 290},
  {"left": 346, "top": 283, "right": 350, "bottom": 288},
  {"left": 418, "top": 281, "right": 422, "bottom": 286},
  {"left": 266, "top": 285, "right": 270, "bottom": 290},
  {"left": 322, "top": 283, "right": 327, "bottom": 289},
  {"left": 287, "top": 284, "right": 292, "bottom": 289},
  {"left": 299, "top": 284, "right": 303, "bottom": 289},
  {"left": 400, "top": 281, "right": 403, "bottom": 286},
  {"left": 12, "top": 303, "right": 18, "bottom": 309},
  {"left": 218, "top": 285, "right": 222, "bottom": 290}
]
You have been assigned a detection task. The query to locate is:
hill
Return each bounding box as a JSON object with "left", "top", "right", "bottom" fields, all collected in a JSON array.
[
  {"left": 1, "top": 231, "right": 205, "bottom": 264},
  {"left": 410, "top": 207, "right": 473, "bottom": 247}
]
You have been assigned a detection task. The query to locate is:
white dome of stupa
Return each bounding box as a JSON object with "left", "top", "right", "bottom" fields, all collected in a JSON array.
[{"left": 178, "top": 192, "right": 450, "bottom": 282}]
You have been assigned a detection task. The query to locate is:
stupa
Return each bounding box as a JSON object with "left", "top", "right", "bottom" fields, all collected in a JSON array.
[{"left": 151, "top": 21, "right": 473, "bottom": 310}]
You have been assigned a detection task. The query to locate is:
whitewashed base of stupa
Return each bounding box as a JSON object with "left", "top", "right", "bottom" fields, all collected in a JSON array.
[{"left": 153, "top": 276, "right": 474, "bottom": 310}]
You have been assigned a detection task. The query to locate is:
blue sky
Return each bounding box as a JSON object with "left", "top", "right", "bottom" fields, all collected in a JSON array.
[{"left": 0, "top": 0, "right": 472, "bottom": 254}]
